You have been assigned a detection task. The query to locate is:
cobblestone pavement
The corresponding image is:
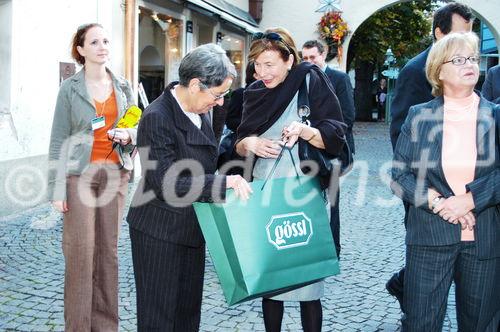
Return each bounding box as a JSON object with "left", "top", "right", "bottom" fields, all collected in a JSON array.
[{"left": 1, "top": 122, "right": 460, "bottom": 331}]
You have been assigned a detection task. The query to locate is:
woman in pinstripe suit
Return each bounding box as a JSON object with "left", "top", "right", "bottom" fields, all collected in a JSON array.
[
  {"left": 127, "top": 44, "right": 252, "bottom": 331},
  {"left": 391, "top": 32, "right": 499, "bottom": 331}
]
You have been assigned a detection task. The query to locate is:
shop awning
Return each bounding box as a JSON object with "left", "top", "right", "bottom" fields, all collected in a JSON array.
[{"left": 186, "top": 0, "right": 260, "bottom": 34}]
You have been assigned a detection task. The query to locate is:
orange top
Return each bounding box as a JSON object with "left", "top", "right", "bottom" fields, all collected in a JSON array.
[
  {"left": 91, "top": 91, "right": 120, "bottom": 164},
  {"left": 442, "top": 93, "right": 479, "bottom": 241}
]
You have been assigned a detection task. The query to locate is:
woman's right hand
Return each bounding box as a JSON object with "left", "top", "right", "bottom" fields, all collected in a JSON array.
[
  {"left": 52, "top": 200, "right": 68, "bottom": 213},
  {"left": 226, "top": 175, "right": 253, "bottom": 201},
  {"left": 240, "top": 137, "right": 281, "bottom": 158}
]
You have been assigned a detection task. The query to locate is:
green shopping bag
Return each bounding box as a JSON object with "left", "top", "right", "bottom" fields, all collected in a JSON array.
[{"left": 193, "top": 147, "right": 339, "bottom": 306}]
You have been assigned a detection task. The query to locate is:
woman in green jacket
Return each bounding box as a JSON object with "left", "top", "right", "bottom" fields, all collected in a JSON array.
[{"left": 47, "top": 23, "right": 136, "bottom": 331}]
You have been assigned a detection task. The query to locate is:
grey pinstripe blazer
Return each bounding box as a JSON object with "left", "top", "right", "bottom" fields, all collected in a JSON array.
[
  {"left": 127, "top": 82, "right": 227, "bottom": 248},
  {"left": 391, "top": 93, "right": 500, "bottom": 259}
]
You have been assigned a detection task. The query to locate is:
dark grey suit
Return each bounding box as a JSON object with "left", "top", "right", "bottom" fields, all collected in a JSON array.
[
  {"left": 392, "top": 94, "right": 500, "bottom": 331},
  {"left": 324, "top": 66, "right": 356, "bottom": 258},
  {"left": 127, "top": 82, "right": 226, "bottom": 331},
  {"left": 325, "top": 66, "right": 355, "bottom": 154},
  {"left": 482, "top": 64, "right": 500, "bottom": 104},
  {"left": 390, "top": 47, "right": 433, "bottom": 150}
]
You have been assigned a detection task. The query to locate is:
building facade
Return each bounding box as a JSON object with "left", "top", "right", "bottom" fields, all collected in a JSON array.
[
  {"left": 1, "top": 0, "right": 498, "bottom": 216},
  {"left": 0, "top": 0, "right": 259, "bottom": 216},
  {"left": 258, "top": 0, "right": 500, "bottom": 70}
]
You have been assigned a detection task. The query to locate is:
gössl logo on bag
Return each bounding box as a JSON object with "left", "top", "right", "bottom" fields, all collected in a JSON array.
[{"left": 266, "top": 212, "right": 313, "bottom": 250}]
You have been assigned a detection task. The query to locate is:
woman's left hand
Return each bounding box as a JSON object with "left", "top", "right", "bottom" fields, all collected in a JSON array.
[
  {"left": 282, "top": 121, "right": 318, "bottom": 148},
  {"left": 107, "top": 128, "right": 131, "bottom": 146},
  {"left": 433, "top": 192, "right": 475, "bottom": 222}
]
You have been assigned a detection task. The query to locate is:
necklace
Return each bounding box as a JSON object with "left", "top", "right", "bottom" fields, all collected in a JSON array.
[{"left": 95, "top": 97, "right": 108, "bottom": 117}]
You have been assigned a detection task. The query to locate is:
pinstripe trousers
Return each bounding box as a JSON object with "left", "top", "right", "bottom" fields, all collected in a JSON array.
[
  {"left": 402, "top": 242, "right": 500, "bottom": 332},
  {"left": 130, "top": 228, "right": 206, "bottom": 332}
]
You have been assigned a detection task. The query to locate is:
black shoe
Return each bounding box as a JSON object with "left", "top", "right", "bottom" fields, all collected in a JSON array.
[{"left": 386, "top": 273, "right": 405, "bottom": 313}]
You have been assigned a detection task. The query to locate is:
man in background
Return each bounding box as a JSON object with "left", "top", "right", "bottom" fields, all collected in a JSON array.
[{"left": 482, "top": 64, "right": 500, "bottom": 103}]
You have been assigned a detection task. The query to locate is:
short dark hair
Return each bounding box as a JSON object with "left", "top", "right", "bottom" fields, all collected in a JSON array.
[
  {"left": 178, "top": 43, "right": 236, "bottom": 88},
  {"left": 432, "top": 2, "right": 473, "bottom": 40},
  {"left": 302, "top": 40, "right": 325, "bottom": 54}
]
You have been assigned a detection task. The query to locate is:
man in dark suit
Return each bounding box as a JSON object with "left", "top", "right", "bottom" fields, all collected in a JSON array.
[
  {"left": 482, "top": 64, "right": 500, "bottom": 104},
  {"left": 302, "top": 40, "right": 355, "bottom": 258},
  {"left": 387, "top": 2, "right": 473, "bottom": 312}
]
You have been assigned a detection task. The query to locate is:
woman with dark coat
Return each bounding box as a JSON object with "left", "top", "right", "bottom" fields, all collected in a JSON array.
[
  {"left": 127, "top": 44, "right": 252, "bottom": 331},
  {"left": 235, "top": 27, "right": 346, "bottom": 332}
]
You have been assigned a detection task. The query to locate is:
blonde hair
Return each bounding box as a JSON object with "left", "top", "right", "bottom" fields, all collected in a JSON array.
[
  {"left": 425, "top": 32, "right": 479, "bottom": 96},
  {"left": 248, "top": 27, "right": 300, "bottom": 67}
]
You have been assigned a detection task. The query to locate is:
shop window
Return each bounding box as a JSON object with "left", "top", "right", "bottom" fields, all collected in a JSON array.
[
  {"left": 138, "top": 6, "right": 182, "bottom": 104},
  {"left": 221, "top": 33, "right": 245, "bottom": 88}
]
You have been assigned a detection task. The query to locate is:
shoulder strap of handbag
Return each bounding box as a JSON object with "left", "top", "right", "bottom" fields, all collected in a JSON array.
[
  {"left": 297, "top": 72, "right": 352, "bottom": 165},
  {"left": 298, "top": 75, "right": 309, "bottom": 111}
]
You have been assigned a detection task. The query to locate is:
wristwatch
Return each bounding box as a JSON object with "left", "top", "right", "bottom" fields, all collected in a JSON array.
[{"left": 431, "top": 196, "right": 444, "bottom": 210}]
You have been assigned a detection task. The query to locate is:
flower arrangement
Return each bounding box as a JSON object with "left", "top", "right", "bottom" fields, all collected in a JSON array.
[{"left": 318, "top": 11, "right": 349, "bottom": 61}]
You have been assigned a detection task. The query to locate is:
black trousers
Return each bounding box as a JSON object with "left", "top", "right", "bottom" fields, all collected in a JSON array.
[
  {"left": 330, "top": 194, "right": 341, "bottom": 258},
  {"left": 391, "top": 201, "right": 411, "bottom": 293},
  {"left": 130, "top": 228, "right": 206, "bottom": 332}
]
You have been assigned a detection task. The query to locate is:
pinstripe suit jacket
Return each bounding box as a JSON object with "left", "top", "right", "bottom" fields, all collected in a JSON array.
[
  {"left": 391, "top": 93, "right": 500, "bottom": 259},
  {"left": 127, "top": 82, "right": 226, "bottom": 247}
]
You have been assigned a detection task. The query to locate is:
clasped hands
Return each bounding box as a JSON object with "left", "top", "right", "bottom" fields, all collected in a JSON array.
[{"left": 429, "top": 189, "right": 476, "bottom": 230}]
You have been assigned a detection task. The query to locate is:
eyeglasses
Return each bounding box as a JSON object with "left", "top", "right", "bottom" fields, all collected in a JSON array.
[
  {"left": 302, "top": 55, "right": 317, "bottom": 62},
  {"left": 443, "top": 55, "right": 480, "bottom": 66},
  {"left": 252, "top": 32, "right": 292, "bottom": 52},
  {"left": 199, "top": 82, "right": 231, "bottom": 101}
]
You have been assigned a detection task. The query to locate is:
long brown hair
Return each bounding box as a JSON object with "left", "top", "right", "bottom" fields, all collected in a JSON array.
[
  {"left": 248, "top": 27, "right": 300, "bottom": 67},
  {"left": 71, "top": 23, "right": 103, "bottom": 65}
]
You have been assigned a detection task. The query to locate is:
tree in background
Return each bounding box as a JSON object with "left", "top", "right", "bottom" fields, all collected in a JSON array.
[{"left": 347, "top": 0, "right": 435, "bottom": 121}]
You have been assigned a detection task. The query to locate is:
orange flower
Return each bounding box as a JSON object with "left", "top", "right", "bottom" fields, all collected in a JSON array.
[{"left": 317, "top": 11, "right": 349, "bottom": 46}]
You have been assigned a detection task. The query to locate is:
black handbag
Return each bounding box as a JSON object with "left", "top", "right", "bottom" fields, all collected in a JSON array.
[{"left": 297, "top": 78, "right": 353, "bottom": 180}]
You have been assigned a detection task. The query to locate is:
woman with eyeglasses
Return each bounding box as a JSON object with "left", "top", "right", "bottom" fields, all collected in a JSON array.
[
  {"left": 235, "top": 27, "right": 346, "bottom": 332},
  {"left": 391, "top": 32, "right": 500, "bottom": 331},
  {"left": 127, "top": 43, "right": 252, "bottom": 331}
]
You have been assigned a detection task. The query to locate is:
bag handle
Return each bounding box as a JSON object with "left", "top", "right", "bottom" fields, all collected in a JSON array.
[{"left": 261, "top": 146, "right": 301, "bottom": 191}]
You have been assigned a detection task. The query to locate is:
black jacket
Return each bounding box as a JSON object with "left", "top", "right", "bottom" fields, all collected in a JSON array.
[
  {"left": 325, "top": 66, "right": 356, "bottom": 154},
  {"left": 127, "top": 82, "right": 226, "bottom": 247},
  {"left": 481, "top": 64, "right": 500, "bottom": 104},
  {"left": 390, "top": 47, "right": 433, "bottom": 150}
]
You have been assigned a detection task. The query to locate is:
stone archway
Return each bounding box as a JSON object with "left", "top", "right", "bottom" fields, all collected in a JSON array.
[{"left": 341, "top": 0, "right": 500, "bottom": 70}]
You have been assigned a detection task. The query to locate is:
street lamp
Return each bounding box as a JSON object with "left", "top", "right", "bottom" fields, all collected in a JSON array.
[
  {"left": 382, "top": 47, "right": 399, "bottom": 124},
  {"left": 384, "top": 48, "right": 395, "bottom": 66}
]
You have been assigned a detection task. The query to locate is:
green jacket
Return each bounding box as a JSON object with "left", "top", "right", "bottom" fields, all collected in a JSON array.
[{"left": 47, "top": 68, "right": 137, "bottom": 201}]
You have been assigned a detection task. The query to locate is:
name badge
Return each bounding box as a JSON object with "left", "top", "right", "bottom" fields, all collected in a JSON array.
[{"left": 91, "top": 116, "right": 105, "bottom": 130}]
